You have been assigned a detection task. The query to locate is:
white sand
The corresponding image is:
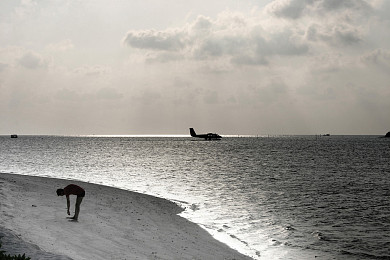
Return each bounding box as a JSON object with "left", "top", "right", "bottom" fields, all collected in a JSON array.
[{"left": 0, "top": 173, "right": 253, "bottom": 260}]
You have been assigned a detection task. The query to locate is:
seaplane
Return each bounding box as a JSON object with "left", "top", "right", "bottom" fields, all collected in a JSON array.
[{"left": 189, "top": 128, "right": 222, "bottom": 140}]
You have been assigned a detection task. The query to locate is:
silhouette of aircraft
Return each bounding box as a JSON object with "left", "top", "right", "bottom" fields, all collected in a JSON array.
[{"left": 189, "top": 128, "right": 222, "bottom": 140}]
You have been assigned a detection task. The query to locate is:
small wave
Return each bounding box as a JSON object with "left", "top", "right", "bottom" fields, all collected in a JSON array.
[
  {"left": 312, "top": 231, "right": 326, "bottom": 241},
  {"left": 340, "top": 250, "right": 390, "bottom": 260},
  {"left": 285, "top": 225, "right": 295, "bottom": 231},
  {"left": 270, "top": 238, "right": 283, "bottom": 246},
  {"left": 189, "top": 203, "right": 200, "bottom": 211}
]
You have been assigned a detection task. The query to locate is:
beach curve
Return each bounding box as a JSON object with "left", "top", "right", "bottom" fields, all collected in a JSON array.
[{"left": 0, "top": 172, "right": 253, "bottom": 260}]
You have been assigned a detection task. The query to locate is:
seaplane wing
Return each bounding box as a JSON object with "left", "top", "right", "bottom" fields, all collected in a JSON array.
[{"left": 189, "top": 128, "right": 222, "bottom": 140}]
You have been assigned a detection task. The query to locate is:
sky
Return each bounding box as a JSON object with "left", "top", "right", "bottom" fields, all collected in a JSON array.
[{"left": 1, "top": 0, "right": 389, "bottom": 135}]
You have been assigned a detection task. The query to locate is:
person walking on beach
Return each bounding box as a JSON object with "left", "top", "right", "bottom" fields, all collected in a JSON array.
[{"left": 56, "top": 184, "right": 85, "bottom": 221}]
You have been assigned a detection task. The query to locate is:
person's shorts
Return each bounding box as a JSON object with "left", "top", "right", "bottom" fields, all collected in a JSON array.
[{"left": 77, "top": 190, "right": 85, "bottom": 198}]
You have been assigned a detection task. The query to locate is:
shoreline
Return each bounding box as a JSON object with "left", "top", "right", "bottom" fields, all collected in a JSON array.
[{"left": 0, "top": 172, "right": 253, "bottom": 260}]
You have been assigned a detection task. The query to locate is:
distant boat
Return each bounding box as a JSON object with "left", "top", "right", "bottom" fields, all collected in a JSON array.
[
  {"left": 190, "top": 128, "right": 222, "bottom": 140},
  {"left": 384, "top": 132, "right": 390, "bottom": 138},
  {"left": 322, "top": 134, "right": 330, "bottom": 136},
  {"left": 11, "top": 134, "right": 18, "bottom": 138}
]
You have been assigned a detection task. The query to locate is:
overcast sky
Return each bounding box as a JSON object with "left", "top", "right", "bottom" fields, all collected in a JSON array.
[{"left": 1, "top": 0, "right": 389, "bottom": 135}]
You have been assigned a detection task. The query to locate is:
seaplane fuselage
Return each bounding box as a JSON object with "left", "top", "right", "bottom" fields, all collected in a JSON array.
[{"left": 190, "top": 128, "right": 222, "bottom": 140}]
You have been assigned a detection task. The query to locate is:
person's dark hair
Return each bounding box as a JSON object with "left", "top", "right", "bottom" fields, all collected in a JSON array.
[{"left": 56, "top": 189, "right": 64, "bottom": 196}]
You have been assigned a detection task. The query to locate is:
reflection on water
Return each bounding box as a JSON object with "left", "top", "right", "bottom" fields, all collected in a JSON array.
[{"left": 1, "top": 135, "right": 389, "bottom": 259}]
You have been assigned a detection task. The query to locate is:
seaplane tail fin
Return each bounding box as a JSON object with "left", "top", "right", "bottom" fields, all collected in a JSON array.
[{"left": 189, "top": 128, "right": 197, "bottom": 137}]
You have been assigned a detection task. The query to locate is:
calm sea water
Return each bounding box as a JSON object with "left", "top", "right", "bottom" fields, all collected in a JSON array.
[{"left": 1, "top": 135, "right": 389, "bottom": 259}]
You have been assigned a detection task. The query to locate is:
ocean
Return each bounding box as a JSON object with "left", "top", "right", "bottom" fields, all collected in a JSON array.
[{"left": 1, "top": 135, "right": 389, "bottom": 259}]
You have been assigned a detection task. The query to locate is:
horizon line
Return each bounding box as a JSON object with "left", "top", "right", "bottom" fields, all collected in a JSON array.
[{"left": 1, "top": 134, "right": 386, "bottom": 137}]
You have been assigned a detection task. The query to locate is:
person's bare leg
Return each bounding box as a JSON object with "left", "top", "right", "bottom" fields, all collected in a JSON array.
[{"left": 73, "top": 197, "right": 83, "bottom": 220}]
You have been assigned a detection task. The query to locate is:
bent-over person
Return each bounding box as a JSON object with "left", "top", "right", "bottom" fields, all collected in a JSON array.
[{"left": 57, "top": 184, "right": 85, "bottom": 221}]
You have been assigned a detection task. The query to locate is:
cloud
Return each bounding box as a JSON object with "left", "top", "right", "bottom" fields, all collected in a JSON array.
[
  {"left": 55, "top": 88, "right": 80, "bottom": 102},
  {"left": 123, "top": 12, "right": 309, "bottom": 66},
  {"left": 317, "top": 0, "right": 372, "bottom": 13},
  {"left": 0, "top": 62, "right": 8, "bottom": 72},
  {"left": 266, "top": 0, "right": 314, "bottom": 19},
  {"left": 47, "top": 39, "right": 74, "bottom": 52},
  {"left": 55, "top": 87, "right": 123, "bottom": 102},
  {"left": 203, "top": 90, "right": 219, "bottom": 104},
  {"left": 265, "top": 0, "right": 373, "bottom": 48},
  {"left": 266, "top": 0, "right": 372, "bottom": 19},
  {"left": 120, "top": 0, "right": 383, "bottom": 69},
  {"left": 18, "top": 51, "right": 47, "bottom": 69},
  {"left": 74, "top": 65, "right": 111, "bottom": 77},
  {"left": 305, "top": 23, "right": 362, "bottom": 46},
  {"left": 123, "top": 29, "right": 186, "bottom": 51},
  {"left": 96, "top": 87, "right": 123, "bottom": 100},
  {"left": 14, "top": 0, "right": 37, "bottom": 18},
  {"left": 360, "top": 49, "right": 390, "bottom": 68}
]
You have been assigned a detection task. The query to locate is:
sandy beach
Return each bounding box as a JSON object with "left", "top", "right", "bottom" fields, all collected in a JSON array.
[{"left": 0, "top": 173, "right": 252, "bottom": 260}]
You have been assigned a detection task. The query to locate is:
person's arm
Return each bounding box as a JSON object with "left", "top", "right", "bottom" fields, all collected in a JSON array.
[{"left": 66, "top": 195, "right": 70, "bottom": 215}]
